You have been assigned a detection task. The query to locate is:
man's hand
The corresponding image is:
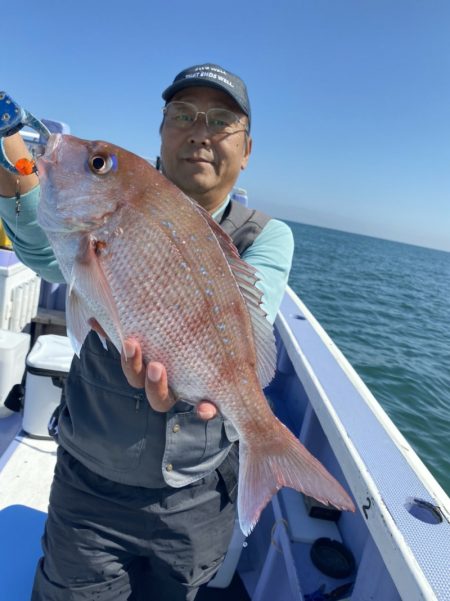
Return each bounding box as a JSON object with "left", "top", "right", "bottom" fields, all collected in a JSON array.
[
  {"left": 0, "top": 134, "right": 39, "bottom": 197},
  {"left": 89, "top": 319, "right": 218, "bottom": 419}
]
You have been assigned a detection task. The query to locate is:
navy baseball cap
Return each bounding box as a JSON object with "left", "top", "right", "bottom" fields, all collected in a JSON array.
[{"left": 162, "top": 63, "right": 251, "bottom": 130}]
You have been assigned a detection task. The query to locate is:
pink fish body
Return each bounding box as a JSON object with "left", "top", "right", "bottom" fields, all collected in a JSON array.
[{"left": 37, "top": 133, "right": 355, "bottom": 535}]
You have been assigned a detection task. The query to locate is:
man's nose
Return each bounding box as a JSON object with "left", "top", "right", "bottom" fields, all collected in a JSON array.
[{"left": 188, "top": 113, "right": 211, "bottom": 144}]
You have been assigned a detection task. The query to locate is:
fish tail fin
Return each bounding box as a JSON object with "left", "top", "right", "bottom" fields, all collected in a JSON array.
[{"left": 238, "top": 420, "right": 355, "bottom": 536}]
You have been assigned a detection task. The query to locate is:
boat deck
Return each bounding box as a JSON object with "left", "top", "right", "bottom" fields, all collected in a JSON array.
[{"left": 0, "top": 416, "right": 56, "bottom": 600}]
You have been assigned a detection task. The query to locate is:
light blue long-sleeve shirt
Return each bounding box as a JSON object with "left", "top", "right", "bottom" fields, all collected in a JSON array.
[{"left": 0, "top": 186, "right": 294, "bottom": 323}]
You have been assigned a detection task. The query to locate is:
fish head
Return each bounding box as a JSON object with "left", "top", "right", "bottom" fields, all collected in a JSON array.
[{"left": 37, "top": 134, "right": 147, "bottom": 233}]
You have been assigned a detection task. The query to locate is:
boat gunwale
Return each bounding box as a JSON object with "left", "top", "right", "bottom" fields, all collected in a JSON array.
[{"left": 275, "top": 286, "right": 450, "bottom": 601}]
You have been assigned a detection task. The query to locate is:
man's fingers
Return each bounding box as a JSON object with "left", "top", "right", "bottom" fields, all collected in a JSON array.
[
  {"left": 145, "top": 362, "right": 176, "bottom": 412},
  {"left": 197, "top": 401, "right": 218, "bottom": 421},
  {"left": 120, "top": 343, "right": 217, "bottom": 419},
  {"left": 120, "top": 340, "right": 145, "bottom": 388}
]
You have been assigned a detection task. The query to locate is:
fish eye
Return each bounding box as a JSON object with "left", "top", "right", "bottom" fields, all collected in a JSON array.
[{"left": 89, "top": 154, "right": 114, "bottom": 175}]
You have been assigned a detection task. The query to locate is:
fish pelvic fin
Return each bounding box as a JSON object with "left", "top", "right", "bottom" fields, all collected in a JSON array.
[
  {"left": 238, "top": 420, "right": 355, "bottom": 536},
  {"left": 65, "top": 286, "right": 92, "bottom": 356}
]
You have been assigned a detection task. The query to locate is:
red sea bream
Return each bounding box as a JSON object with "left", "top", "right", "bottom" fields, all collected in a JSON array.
[{"left": 36, "top": 133, "right": 355, "bottom": 535}]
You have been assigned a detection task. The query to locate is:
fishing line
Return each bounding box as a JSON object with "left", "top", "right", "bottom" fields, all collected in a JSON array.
[{"left": 2, "top": 158, "right": 38, "bottom": 269}]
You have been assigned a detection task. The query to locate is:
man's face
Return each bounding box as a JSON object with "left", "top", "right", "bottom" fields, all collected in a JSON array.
[{"left": 160, "top": 86, "right": 252, "bottom": 212}]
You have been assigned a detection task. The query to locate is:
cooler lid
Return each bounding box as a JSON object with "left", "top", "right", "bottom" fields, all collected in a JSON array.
[
  {"left": 27, "top": 335, "right": 74, "bottom": 372},
  {"left": 0, "top": 329, "right": 30, "bottom": 350}
]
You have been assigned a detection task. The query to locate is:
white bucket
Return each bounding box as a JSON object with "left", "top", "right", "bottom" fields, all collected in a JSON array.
[{"left": 23, "top": 335, "right": 74, "bottom": 438}]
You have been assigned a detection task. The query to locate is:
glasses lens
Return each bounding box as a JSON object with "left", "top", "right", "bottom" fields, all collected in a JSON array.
[
  {"left": 163, "top": 102, "right": 245, "bottom": 134},
  {"left": 207, "top": 109, "right": 240, "bottom": 133},
  {"left": 165, "top": 102, "right": 196, "bottom": 128}
]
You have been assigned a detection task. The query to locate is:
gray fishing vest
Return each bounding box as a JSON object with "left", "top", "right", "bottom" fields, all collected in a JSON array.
[{"left": 57, "top": 201, "right": 271, "bottom": 488}]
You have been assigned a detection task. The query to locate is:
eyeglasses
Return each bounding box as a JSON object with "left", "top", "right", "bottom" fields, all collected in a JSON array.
[{"left": 162, "top": 101, "right": 248, "bottom": 135}]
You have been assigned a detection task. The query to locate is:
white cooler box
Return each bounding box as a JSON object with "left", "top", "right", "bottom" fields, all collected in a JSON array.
[
  {"left": 23, "top": 335, "right": 74, "bottom": 438},
  {"left": 0, "top": 249, "right": 41, "bottom": 332},
  {"left": 0, "top": 329, "right": 31, "bottom": 418}
]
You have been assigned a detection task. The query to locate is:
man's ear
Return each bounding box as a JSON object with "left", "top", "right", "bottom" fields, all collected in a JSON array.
[{"left": 241, "top": 135, "right": 252, "bottom": 170}]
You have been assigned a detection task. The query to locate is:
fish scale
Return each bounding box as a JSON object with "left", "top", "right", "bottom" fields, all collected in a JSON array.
[{"left": 36, "top": 133, "right": 355, "bottom": 535}]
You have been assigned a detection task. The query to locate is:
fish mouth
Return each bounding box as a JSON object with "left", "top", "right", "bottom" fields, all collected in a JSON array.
[{"left": 37, "top": 133, "right": 63, "bottom": 170}]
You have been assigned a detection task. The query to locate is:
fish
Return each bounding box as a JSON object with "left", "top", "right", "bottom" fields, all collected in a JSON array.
[{"left": 36, "top": 133, "right": 355, "bottom": 535}]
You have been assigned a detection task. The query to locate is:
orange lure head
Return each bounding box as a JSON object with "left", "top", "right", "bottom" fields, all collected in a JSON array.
[{"left": 15, "top": 157, "right": 37, "bottom": 176}]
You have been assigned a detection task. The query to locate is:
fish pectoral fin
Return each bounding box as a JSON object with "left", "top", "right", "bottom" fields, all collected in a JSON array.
[
  {"left": 71, "top": 235, "right": 125, "bottom": 355},
  {"left": 237, "top": 419, "right": 355, "bottom": 536}
]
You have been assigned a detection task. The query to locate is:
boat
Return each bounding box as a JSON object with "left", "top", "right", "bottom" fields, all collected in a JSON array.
[{"left": 0, "top": 130, "right": 449, "bottom": 601}]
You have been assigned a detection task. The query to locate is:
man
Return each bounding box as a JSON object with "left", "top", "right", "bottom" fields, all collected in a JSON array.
[{"left": 0, "top": 64, "right": 294, "bottom": 600}]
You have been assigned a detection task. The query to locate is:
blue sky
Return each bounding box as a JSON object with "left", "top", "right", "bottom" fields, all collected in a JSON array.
[{"left": 3, "top": 0, "right": 450, "bottom": 251}]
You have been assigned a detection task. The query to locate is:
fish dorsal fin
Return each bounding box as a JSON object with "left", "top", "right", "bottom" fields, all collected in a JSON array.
[
  {"left": 196, "top": 204, "right": 276, "bottom": 388},
  {"left": 68, "top": 234, "right": 125, "bottom": 355}
]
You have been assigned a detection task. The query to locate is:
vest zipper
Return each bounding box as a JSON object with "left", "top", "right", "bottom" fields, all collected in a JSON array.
[{"left": 135, "top": 394, "right": 143, "bottom": 411}]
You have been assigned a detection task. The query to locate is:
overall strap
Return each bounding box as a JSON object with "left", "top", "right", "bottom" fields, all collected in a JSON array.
[{"left": 219, "top": 200, "right": 271, "bottom": 255}]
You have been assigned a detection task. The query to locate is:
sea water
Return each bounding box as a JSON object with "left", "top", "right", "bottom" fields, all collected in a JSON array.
[{"left": 286, "top": 221, "right": 450, "bottom": 495}]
